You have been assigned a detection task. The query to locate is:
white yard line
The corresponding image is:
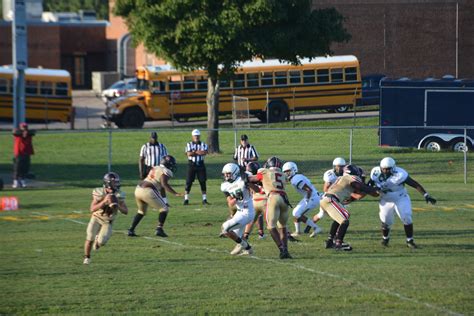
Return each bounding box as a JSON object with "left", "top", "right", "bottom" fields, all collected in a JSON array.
[{"left": 33, "top": 211, "right": 463, "bottom": 316}]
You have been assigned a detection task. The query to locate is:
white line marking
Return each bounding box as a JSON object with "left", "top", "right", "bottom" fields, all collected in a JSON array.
[{"left": 33, "top": 211, "right": 463, "bottom": 316}]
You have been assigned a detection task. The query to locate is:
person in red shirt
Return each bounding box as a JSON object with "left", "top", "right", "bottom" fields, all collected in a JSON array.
[{"left": 12, "top": 123, "right": 35, "bottom": 188}]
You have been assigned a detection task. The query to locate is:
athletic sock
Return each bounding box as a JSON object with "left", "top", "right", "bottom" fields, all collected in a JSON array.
[
  {"left": 305, "top": 218, "right": 318, "bottom": 229},
  {"left": 158, "top": 212, "right": 168, "bottom": 227},
  {"left": 202, "top": 194, "right": 207, "bottom": 201},
  {"left": 184, "top": 194, "right": 189, "bottom": 200},
  {"left": 129, "top": 213, "right": 144, "bottom": 231},
  {"left": 294, "top": 222, "right": 301, "bottom": 234},
  {"left": 404, "top": 224, "right": 414, "bottom": 240},
  {"left": 162, "top": 197, "right": 168, "bottom": 204}
]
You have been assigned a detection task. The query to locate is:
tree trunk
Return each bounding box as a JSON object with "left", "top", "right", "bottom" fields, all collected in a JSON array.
[{"left": 206, "top": 77, "right": 220, "bottom": 153}]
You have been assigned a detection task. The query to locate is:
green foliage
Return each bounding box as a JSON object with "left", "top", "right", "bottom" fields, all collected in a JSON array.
[
  {"left": 114, "top": 0, "right": 351, "bottom": 78},
  {"left": 43, "top": 0, "right": 109, "bottom": 20}
]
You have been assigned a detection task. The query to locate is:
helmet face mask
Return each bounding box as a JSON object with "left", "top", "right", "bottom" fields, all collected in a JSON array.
[
  {"left": 222, "top": 163, "right": 240, "bottom": 183},
  {"left": 103, "top": 172, "right": 120, "bottom": 192},
  {"left": 332, "top": 157, "right": 346, "bottom": 175},
  {"left": 343, "top": 164, "right": 365, "bottom": 181},
  {"left": 282, "top": 162, "right": 298, "bottom": 178},
  {"left": 380, "top": 157, "right": 396, "bottom": 176},
  {"left": 160, "top": 155, "right": 177, "bottom": 173}
]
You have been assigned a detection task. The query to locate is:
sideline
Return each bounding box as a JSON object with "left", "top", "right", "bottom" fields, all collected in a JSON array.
[{"left": 33, "top": 211, "right": 463, "bottom": 316}]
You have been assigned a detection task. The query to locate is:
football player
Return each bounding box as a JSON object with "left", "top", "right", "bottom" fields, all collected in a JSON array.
[
  {"left": 307, "top": 157, "right": 347, "bottom": 233},
  {"left": 220, "top": 163, "right": 255, "bottom": 256},
  {"left": 84, "top": 172, "right": 128, "bottom": 265},
  {"left": 282, "top": 162, "right": 322, "bottom": 238},
  {"left": 369, "top": 157, "right": 437, "bottom": 248},
  {"left": 242, "top": 162, "right": 266, "bottom": 240},
  {"left": 248, "top": 156, "right": 292, "bottom": 259},
  {"left": 319, "top": 165, "right": 379, "bottom": 251},
  {"left": 128, "top": 155, "right": 183, "bottom": 237}
]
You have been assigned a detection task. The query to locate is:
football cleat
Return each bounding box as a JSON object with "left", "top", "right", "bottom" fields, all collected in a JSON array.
[
  {"left": 279, "top": 249, "right": 293, "bottom": 259},
  {"left": 325, "top": 239, "right": 334, "bottom": 249},
  {"left": 239, "top": 248, "right": 254, "bottom": 256},
  {"left": 258, "top": 234, "right": 266, "bottom": 240},
  {"left": 230, "top": 244, "right": 243, "bottom": 255},
  {"left": 83, "top": 256, "right": 91, "bottom": 265},
  {"left": 288, "top": 234, "right": 300, "bottom": 243},
  {"left": 335, "top": 241, "right": 352, "bottom": 251},
  {"left": 183, "top": 199, "right": 189, "bottom": 205},
  {"left": 406, "top": 239, "right": 418, "bottom": 249},
  {"left": 128, "top": 230, "right": 138, "bottom": 237},
  {"left": 155, "top": 227, "right": 168, "bottom": 237},
  {"left": 381, "top": 238, "right": 390, "bottom": 247},
  {"left": 310, "top": 226, "right": 323, "bottom": 238},
  {"left": 202, "top": 199, "right": 210, "bottom": 205},
  {"left": 290, "top": 232, "right": 300, "bottom": 238}
]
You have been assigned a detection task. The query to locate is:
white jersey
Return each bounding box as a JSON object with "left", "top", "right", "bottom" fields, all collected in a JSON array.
[
  {"left": 323, "top": 169, "right": 339, "bottom": 185},
  {"left": 221, "top": 177, "right": 253, "bottom": 210},
  {"left": 290, "top": 174, "right": 319, "bottom": 199},
  {"left": 370, "top": 166, "right": 409, "bottom": 200}
]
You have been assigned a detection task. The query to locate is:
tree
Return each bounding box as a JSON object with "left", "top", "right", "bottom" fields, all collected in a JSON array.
[{"left": 114, "top": 0, "right": 350, "bottom": 153}]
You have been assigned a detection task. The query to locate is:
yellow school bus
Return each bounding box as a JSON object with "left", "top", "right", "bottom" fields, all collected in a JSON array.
[
  {"left": 106, "top": 55, "right": 361, "bottom": 128},
  {"left": 0, "top": 66, "right": 73, "bottom": 123}
]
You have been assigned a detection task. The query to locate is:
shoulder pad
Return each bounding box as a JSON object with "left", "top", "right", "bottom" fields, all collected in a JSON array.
[
  {"left": 221, "top": 182, "right": 230, "bottom": 193},
  {"left": 370, "top": 167, "right": 381, "bottom": 180},
  {"left": 92, "top": 187, "right": 105, "bottom": 198},
  {"left": 323, "top": 170, "right": 336, "bottom": 183}
]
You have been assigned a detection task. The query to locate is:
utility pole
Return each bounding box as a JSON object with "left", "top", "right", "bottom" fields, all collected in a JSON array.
[{"left": 12, "top": 0, "right": 28, "bottom": 128}]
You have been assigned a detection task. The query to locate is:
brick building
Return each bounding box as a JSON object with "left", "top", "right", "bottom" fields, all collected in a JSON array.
[
  {"left": 314, "top": 0, "right": 474, "bottom": 78},
  {"left": 0, "top": 21, "right": 108, "bottom": 89},
  {"left": 106, "top": 0, "right": 474, "bottom": 79}
]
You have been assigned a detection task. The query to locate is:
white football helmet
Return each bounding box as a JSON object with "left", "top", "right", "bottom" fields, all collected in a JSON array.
[
  {"left": 380, "top": 157, "right": 396, "bottom": 170},
  {"left": 282, "top": 162, "right": 298, "bottom": 178},
  {"left": 333, "top": 157, "right": 346, "bottom": 167},
  {"left": 222, "top": 163, "right": 240, "bottom": 182}
]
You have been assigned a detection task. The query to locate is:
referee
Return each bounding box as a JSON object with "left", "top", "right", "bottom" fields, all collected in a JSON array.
[
  {"left": 233, "top": 134, "right": 259, "bottom": 170},
  {"left": 139, "top": 132, "right": 169, "bottom": 201},
  {"left": 184, "top": 129, "right": 209, "bottom": 205}
]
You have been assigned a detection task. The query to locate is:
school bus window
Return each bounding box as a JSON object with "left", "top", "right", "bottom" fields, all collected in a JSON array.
[
  {"left": 275, "top": 71, "right": 287, "bottom": 85},
  {"left": 261, "top": 72, "right": 273, "bottom": 86},
  {"left": 290, "top": 71, "right": 301, "bottom": 84},
  {"left": 220, "top": 79, "right": 230, "bottom": 89},
  {"left": 26, "top": 80, "right": 38, "bottom": 95},
  {"left": 55, "top": 82, "right": 68, "bottom": 96},
  {"left": 0, "top": 78, "right": 7, "bottom": 93},
  {"left": 197, "top": 76, "right": 208, "bottom": 90},
  {"left": 168, "top": 76, "right": 182, "bottom": 91},
  {"left": 331, "top": 68, "right": 343, "bottom": 83},
  {"left": 303, "top": 70, "right": 315, "bottom": 84},
  {"left": 233, "top": 74, "right": 245, "bottom": 88},
  {"left": 183, "top": 76, "right": 196, "bottom": 90},
  {"left": 8, "top": 80, "right": 13, "bottom": 93},
  {"left": 151, "top": 81, "right": 164, "bottom": 93},
  {"left": 40, "top": 81, "right": 54, "bottom": 96},
  {"left": 317, "top": 69, "right": 329, "bottom": 83},
  {"left": 345, "top": 67, "right": 357, "bottom": 81},
  {"left": 247, "top": 73, "right": 259, "bottom": 88}
]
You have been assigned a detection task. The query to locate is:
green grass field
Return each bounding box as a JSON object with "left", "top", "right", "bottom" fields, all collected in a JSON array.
[{"left": 0, "top": 120, "right": 473, "bottom": 315}]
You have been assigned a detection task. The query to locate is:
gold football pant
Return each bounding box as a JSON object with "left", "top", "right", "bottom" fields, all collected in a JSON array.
[{"left": 264, "top": 193, "right": 289, "bottom": 229}]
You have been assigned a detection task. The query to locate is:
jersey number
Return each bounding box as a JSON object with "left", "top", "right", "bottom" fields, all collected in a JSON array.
[{"left": 274, "top": 173, "right": 284, "bottom": 190}]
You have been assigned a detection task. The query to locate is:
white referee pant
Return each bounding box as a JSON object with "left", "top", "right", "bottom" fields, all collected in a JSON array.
[
  {"left": 379, "top": 192, "right": 413, "bottom": 226},
  {"left": 292, "top": 194, "right": 320, "bottom": 218},
  {"left": 222, "top": 204, "right": 255, "bottom": 238}
]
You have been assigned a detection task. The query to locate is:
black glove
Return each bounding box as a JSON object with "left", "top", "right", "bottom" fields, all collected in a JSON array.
[{"left": 424, "top": 194, "right": 437, "bottom": 205}]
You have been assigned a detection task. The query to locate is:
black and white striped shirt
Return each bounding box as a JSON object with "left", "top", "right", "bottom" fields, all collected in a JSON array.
[
  {"left": 186, "top": 141, "right": 208, "bottom": 164},
  {"left": 140, "top": 142, "right": 168, "bottom": 167},
  {"left": 233, "top": 144, "right": 259, "bottom": 167}
]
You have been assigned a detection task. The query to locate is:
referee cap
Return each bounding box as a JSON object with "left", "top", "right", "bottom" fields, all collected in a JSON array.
[
  {"left": 240, "top": 134, "right": 248, "bottom": 140},
  {"left": 150, "top": 131, "right": 158, "bottom": 139},
  {"left": 192, "top": 129, "right": 201, "bottom": 136}
]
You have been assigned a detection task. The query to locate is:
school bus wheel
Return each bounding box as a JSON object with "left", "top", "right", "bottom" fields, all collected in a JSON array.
[
  {"left": 120, "top": 107, "right": 145, "bottom": 128},
  {"left": 267, "top": 101, "right": 288, "bottom": 123}
]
